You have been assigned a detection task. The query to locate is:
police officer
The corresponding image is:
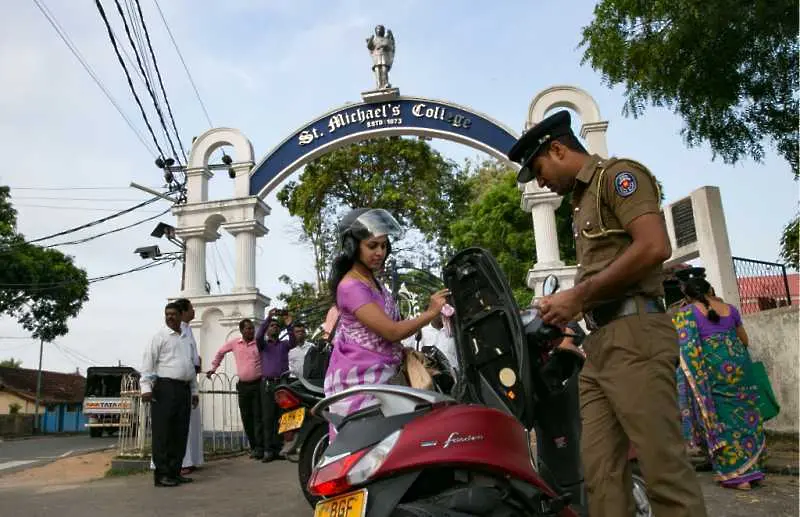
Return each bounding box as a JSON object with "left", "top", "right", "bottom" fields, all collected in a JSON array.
[{"left": 508, "top": 110, "right": 707, "bottom": 517}]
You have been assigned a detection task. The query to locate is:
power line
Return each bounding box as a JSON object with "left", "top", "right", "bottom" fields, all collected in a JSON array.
[
  {"left": 13, "top": 204, "right": 164, "bottom": 213},
  {"left": 133, "top": 0, "right": 187, "bottom": 162},
  {"left": 94, "top": 0, "right": 167, "bottom": 159},
  {"left": 152, "top": 0, "right": 213, "bottom": 127},
  {"left": 110, "top": 0, "right": 182, "bottom": 164},
  {"left": 30, "top": 0, "right": 158, "bottom": 157},
  {"left": 0, "top": 258, "right": 178, "bottom": 290},
  {"left": 7, "top": 186, "right": 132, "bottom": 191},
  {"left": 25, "top": 196, "right": 160, "bottom": 243},
  {"left": 44, "top": 207, "right": 170, "bottom": 247},
  {"left": 13, "top": 196, "right": 148, "bottom": 201}
]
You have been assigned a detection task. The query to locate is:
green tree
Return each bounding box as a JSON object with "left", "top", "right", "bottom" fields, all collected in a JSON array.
[
  {"left": 447, "top": 162, "right": 576, "bottom": 306},
  {"left": 0, "top": 358, "right": 22, "bottom": 368},
  {"left": 0, "top": 187, "right": 90, "bottom": 342},
  {"left": 274, "top": 275, "right": 332, "bottom": 334},
  {"left": 779, "top": 215, "right": 799, "bottom": 270},
  {"left": 277, "top": 137, "right": 472, "bottom": 287},
  {"left": 581, "top": 0, "right": 798, "bottom": 177}
]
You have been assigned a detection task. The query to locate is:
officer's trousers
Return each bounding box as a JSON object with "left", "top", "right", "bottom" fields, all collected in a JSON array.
[{"left": 579, "top": 311, "right": 707, "bottom": 517}]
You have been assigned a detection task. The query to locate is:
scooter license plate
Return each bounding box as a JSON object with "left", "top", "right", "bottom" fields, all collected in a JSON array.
[
  {"left": 314, "top": 489, "right": 367, "bottom": 517},
  {"left": 278, "top": 407, "right": 305, "bottom": 434}
]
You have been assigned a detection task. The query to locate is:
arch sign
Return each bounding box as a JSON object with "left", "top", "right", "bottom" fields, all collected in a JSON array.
[{"left": 249, "top": 96, "right": 519, "bottom": 197}]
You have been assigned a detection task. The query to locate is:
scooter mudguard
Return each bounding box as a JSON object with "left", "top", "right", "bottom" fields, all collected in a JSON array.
[
  {"left": 443, "top": 247, "right": 536, "bottom": 429},
  {"left": 284, "top": 415, "right": 326, "bottom": 459}
]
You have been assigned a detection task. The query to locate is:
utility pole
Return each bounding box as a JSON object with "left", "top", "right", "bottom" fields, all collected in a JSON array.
[{"left": 33, "top": 337, "right": 43, "bottom": 434}]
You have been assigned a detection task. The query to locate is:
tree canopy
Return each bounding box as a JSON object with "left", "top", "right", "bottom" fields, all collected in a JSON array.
[
  {"left": 276, "top": 137, "right": 472, "bottom": 288},
  {"left": 581, "top": 0, "right": 798, "bottom": 177},
  {"left": 0, "top": 187, "right": 90, "bottom": 342},
  {"left": 0, "top": 358, "right": 22, "bottom": 368},
  {"left": 446, "top": 161, "right": 576, "bottom": 306}
]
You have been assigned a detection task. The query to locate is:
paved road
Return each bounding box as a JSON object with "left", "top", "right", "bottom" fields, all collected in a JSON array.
[
  {"left": 0, "top": 455, "right": 796, "bottom": 516},
  {"left": 0, "top": 435, "right": 116, "bottom": 474}
]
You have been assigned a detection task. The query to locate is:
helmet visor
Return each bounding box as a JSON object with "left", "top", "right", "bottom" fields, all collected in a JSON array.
[{"left": 349, "top": 209, "right": 402, "bottom": 240}]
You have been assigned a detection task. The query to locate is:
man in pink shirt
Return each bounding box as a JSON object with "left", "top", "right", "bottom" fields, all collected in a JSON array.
[{"left": 206, "top": 318, "right": 265, "bottom": 459}]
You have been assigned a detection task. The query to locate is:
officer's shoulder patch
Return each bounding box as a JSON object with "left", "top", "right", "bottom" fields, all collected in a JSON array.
[{"left": 613, "top": 171, "right": 637, "bottom": 197}]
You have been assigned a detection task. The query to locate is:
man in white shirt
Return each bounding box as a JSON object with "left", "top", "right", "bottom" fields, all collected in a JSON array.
[
  {"left": 141, "top": 302, "right": 199, "bottom": 487},
  {"left": 287, "top": 322, "right": 312, "bottom": 378},
  {"left": 175, "top": 298, "right": 204, "bottom": 474}
]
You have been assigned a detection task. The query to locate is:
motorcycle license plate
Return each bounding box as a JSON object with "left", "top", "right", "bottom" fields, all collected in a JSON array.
[
  {"left": 314, "top": 489, "right": 367, "bottom": 517},
  {"left": 278, "top": 407, "right": 305, "bottom": 434}
]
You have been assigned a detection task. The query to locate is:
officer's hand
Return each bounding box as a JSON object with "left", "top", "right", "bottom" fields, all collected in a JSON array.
[
  {"left": 141, "top": 393, "right": 153, "bottom": 403},
  {"left": 191, "top": 395, "right": 199, "bottom": 409},
  {"left": 538, "top": 289, "right": 582, "bottom": 327},
  {"left": 205, "top": 370, "right": 215, "bottom": 379}
]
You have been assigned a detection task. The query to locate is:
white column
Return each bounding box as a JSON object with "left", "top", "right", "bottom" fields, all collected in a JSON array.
[
  {"left": 522, "top": 186, "right": 564, "bottom": 269},
  {"left": 183, "top": 235, "right": 207, "bottom": 296},
  {"left": 531, "top": 200, "right": 563, "bottom": 268},
  {"left": 236, "top": 231, "right": 255, "bottom": 291},
  {"left": 580, "top": 121, "right": 610, "bottom": 157},
  {"left": 692, "top": 186, "right": 741, "bottom": 309},
  {"left": 185, "top": 166, "right": 213, "bottom": 204},
  {"left": 225, "top": 220, "right": 268, "bottom": 293}
]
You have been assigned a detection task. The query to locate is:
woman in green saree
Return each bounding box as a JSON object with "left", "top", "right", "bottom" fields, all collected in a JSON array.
[{"left": 674, "top": 269, "right": 766, "bottom": 490}]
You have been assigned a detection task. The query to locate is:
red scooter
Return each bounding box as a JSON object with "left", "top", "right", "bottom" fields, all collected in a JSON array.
[{"left": 307, "top": 248, "right": 651, "bottom": 516}]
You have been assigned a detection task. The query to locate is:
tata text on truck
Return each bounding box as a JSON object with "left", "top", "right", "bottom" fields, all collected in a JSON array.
[{"left": 83, "top": 366, "right": 137, "bottom": 438}]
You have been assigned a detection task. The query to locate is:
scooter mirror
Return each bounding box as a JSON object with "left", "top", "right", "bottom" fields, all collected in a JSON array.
[{"left": 542, "top": 275, "right": 559, "bottom": 296}]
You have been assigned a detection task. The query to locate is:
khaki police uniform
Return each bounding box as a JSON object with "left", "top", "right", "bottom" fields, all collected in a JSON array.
[{"left": 573, "top": 154, "right": 707, "bottom": 517}]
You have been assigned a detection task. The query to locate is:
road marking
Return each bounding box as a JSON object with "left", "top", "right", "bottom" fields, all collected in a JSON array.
[
  {"left": 0, "top": 460, "right": 37, "bottom": 471},
  {"left": 59, "top": 450, "right": 73, "bottom": 458}
]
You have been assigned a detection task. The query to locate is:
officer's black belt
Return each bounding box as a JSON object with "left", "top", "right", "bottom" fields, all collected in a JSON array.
[{"left": 584, "top": 296, "right": 666, "bottom": 331}]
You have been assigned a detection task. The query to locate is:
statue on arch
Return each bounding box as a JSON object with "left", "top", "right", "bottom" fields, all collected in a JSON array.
[{"left": 366, "top": 25, "right": 395, "bottom": 89}]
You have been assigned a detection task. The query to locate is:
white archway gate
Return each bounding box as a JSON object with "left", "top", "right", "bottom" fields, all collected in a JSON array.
[{"left": 521, "top": 85, "right": 609, "bottom": 297}]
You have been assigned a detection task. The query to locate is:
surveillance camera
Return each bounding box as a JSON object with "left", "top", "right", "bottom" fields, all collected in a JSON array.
[{"left": 134, "top": 245, "right": 162, "bottom": 259}]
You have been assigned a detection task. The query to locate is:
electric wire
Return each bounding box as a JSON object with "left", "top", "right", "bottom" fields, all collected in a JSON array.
[
  {"left": 0, "top": 258, "right": 178, "bottom": 290},
  {"left": 30, "top": 0, "right": 158, "bottom": 157},
  {"left": 94, "top": 0, "right": 167, "bottom": 159},
  {"left": 25, "top": 196, "right": 160, "bottom": 243},
  {"left": 108, "top": 0, "right": 180, "bottom": 163},
  {"left": 152, "top": 0, "right": 213, "bottom": 127},
  {"left": 43, "top": 207, "right": 171, "bottom": 247},
  {"left": 133, "top": 0, "right": 187, "bottom": 162}
]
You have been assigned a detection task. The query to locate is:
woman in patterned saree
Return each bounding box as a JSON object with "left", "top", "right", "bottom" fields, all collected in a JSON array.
[
  {"left": 323, "top": 208, "right": 448, "bottom": 439},
  {"left": 674, "top": 268, "right": 766, "bottom": 490}
]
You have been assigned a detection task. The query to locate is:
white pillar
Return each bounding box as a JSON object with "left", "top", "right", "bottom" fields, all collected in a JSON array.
[
  {"left": 184, "top": 235, "right": 207, "bottom": 296},
  {"left": 530, "top": 198, "right": 564, "bottom": 268},
  {"left": 225, "top": 220, "right": 268, "bottom": 293},
  {"left": 185, "top": 166, "right": 213, "bottom": 204},
  {"left": 692, "top": 187, "right": 741, "bottom": 308},
  {"left": 522, "top": 186, "right": 564, "bottom": 269},
  {"left": 580, "top": 121, "right": 609, "bottom": 157}
]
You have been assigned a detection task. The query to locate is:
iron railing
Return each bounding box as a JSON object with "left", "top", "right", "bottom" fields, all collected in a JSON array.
[
  {"left": 732, "top": 257, "right": 793, "bottom": 315},
  {"left": 116, "top": 372, "right": 248, "bottom": 458}
]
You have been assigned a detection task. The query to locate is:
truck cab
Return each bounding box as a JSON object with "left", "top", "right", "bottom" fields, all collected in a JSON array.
[{"left": 82, "top": 366, "right": 137, "bottom": 437}]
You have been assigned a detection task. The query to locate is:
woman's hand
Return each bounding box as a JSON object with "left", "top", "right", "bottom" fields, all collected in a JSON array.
[{"left": 426, "top": 289, "right": 450, "bottom": 315}]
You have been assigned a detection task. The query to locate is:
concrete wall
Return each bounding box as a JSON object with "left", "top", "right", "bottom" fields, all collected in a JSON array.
[
  {"left": 0, "top": 414, "right": 34, "bottom": 436},
  {"left": 743, "top": 305, "right": 799, "bottom": 433}
]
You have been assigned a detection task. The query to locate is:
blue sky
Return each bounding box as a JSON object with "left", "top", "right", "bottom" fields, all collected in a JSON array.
[{"left": 0, "top": 0, "right": 796, "bottom": 373}]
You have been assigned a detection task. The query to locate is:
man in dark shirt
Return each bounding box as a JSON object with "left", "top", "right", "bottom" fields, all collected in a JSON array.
[{"left": 255, "top": 310, "right": 295, "bottom": 462}]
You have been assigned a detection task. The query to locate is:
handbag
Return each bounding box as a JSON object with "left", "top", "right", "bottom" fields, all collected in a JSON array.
[{"left": 749, "top": 360, "right": 780, "bottom": 422}]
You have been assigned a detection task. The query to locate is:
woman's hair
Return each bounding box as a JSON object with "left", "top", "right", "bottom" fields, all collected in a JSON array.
[
  {"left": 682, "top": 277, "right": 721, "bottom": 323},
  {"left": 329, "top": 252, "right": 356, "bottom": 304}
]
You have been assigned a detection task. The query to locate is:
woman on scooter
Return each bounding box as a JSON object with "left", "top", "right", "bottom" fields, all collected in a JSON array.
[{"left": 323, "top": 208, "right": 449, "bottom": 438}]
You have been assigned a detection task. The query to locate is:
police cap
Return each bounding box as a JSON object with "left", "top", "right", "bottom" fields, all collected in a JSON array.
[{"left": 508, "top": 110, "right": 574, "bottom": 183}]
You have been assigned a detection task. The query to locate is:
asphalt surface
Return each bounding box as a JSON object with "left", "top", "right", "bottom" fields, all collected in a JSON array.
[
  {"left": 0, "top": 455, "right": 795, "bottom": 517},
  {"left": 0, "top": 434, "right": 116, "bottom": 475}
]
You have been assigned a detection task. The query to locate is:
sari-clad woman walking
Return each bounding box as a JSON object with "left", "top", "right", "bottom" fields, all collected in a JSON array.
[{"left": 674, "top": 268, "right": 766, "bottom": 490}]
